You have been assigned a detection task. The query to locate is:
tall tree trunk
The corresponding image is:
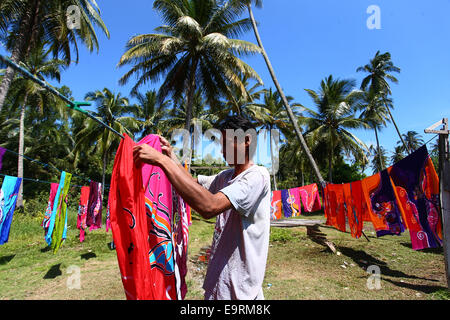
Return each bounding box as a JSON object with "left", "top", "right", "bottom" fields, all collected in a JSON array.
[
  {"left": 184, "top": 59, "right": 199, "bottom": 170},
  {"left": 374, "top": 126, "right": 383, "bottom": 172},
  {"left": 328, "top": 148, "right": 333, "bottom": 183},
  {"left": 247, "top": 4, "right": 326, "bottom": 187},
  {"left": 16, "top": 93, "right": 28, "bottom": 209},
  {"left": 0, "top": 44, "right": 22, "bottom": 113},
  {"left": 385, "top": 101, "right": 410, "bottom": 154},
  {"left": 0, "top": 0, "right": 40, "bottom": 112}
]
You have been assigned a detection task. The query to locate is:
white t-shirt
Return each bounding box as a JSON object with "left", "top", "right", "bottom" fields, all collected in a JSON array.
[{"left": 197, "top": 165, "right": 271, "bottom": 300}]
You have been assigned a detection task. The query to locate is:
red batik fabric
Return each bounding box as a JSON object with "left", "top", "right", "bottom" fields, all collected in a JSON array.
[
  {"left": 298, "top": 183, "right": 322, "bottom": 212},
  {"left": 109, "top": 134, "right": 155, "bottom": 300},
  {"left": 270, "top": 190, "right": 283, "bottom": 220},
  {"left": 137, "top": 135, "right": 177, "bottom": 300},
  {"left": 77, "top": 186, "right": 90, "bottom": 242}
]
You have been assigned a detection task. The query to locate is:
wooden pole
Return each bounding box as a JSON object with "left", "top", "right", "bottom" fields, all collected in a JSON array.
[
  {"left": 438, "top": 120, "right": 450, "bottom": 288},
  {"left": 425, "top": 118, "right": 450, "bottom": 288}
]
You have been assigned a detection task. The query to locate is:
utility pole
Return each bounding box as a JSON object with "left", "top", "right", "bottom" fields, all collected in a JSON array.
[{"left": 425, "top": 118, "right": 450, "bottom": 288}]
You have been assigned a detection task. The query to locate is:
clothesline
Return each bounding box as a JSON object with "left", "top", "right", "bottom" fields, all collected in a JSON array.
[
  {"left": 0, "top": 173, "right": 95, "bottom": 189},
  {"left": 0, "top": 146, "right": 109, "bottom": 188}
]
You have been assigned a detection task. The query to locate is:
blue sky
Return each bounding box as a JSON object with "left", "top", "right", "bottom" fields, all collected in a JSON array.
[{"left": 2, "top": 0, "right": 449, "bottom": 171}]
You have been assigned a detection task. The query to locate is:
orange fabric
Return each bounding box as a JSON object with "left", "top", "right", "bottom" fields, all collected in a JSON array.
[
  {"left": 361, "top": 173, "right": 388, "bottom": 232},
  {"left": 323, "top": 184, "right": 346, "bottom": 232},
  {"left": 343, "top": 181, "right": 364, "bottom": 239}
]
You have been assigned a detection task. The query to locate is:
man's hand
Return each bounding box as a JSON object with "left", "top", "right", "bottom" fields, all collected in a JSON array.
[
  {"left": 133, "top": 144, "right": 165, "bottom": 166},
  {"left": 158, "top": 135, "right": 179, "bottom": 164}
]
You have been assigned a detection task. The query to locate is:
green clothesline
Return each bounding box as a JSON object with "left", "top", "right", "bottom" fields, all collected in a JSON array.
[{"left": 0, "top": 54, "right": 124, "bottom": 139}]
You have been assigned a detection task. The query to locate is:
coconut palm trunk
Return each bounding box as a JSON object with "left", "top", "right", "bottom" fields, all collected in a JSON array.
[
  {"left": 374, "top": 126, "right": 383, "bottom": 171},
  {"left": 246, "top": 4, "right": 325, "bottom": 186},
  {"left": 16, "top": 93, "right": 28, "bottom": 208},
  {"left": 184, "top": 59, "right": 199, "bottom": 170},
  {"left": 0, "top": 0, "right": 41, "bottom": 113},
  {"left": 384, "top": 101, "right": 410, "bottom": 154}
]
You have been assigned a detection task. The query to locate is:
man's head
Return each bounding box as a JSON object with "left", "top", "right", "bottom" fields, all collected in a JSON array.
[{"left": 217, "top": 115, "right": 257, "bottom": 166}]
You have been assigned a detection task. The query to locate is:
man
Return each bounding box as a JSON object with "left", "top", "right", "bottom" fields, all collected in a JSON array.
[{"left": 133, "top": 115, "right": 271, "bottom": 300}]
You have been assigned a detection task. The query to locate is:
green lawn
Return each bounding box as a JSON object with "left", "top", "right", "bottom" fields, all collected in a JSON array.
[{"left": 0, "top": 210, "right": 448, "bottom": 300}]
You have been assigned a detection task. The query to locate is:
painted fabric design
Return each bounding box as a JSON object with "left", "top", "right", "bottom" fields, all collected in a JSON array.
[
  {"left": 138, "top": 134, "right": 177, "bottom": 300},
  {"left": 50, "top": 172, "right": 72, "bottom": 253},
  {"left": 109, "top": 134, "right": 155, "bottom": 300},
  {"left": 270, "top": 190, "right": 283, "bottom": 220},
  {"left": 87, "top": 181, "right": 102, "bottom": 231},
  {"left": 299, "top": 183, "right": 322, "bottom": 212},
  {"left": 281, "top": 189, "right": 293, "bottom": 218},
  {"left": 288, "top": 187, "right": 301, "bottom": 217},
  {"left": 0, "top": 176, "right": 22, "bottom": 245},
  {"left": 77, "top": 186, "right": 90, "bottom": 242},
  {"left": 388, "top": 146, "right": 443, "bottom": 250},
  {"left": 42, "top": 183, "right": 59, "bottom": 237},
  {"left": 323, "top": 184, "right": 346, "bottom": 232}
]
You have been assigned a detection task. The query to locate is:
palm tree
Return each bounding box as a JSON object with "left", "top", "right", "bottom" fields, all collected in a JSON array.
[
  {"left": 0, "top": 0, "right": 110, "bottom": 112},
  {"left": 356, "top": 51, "right": 409, "bottom": 153},
  {"left": 301, "top": 75, "right": 370, "bottom": 182},
  {"left": 245, "top": 88, "right": 301, "bottom": 190},
  {"left": 371, "top": 146, "right": 388, "bottom": 174},
  {"left": 74, "top": 88, "right": 141, "bottom": 196},
  {"left": 358, "top": 88, "right": 391, "bottom": 172},
  {"left": 230, "top": 0, "right": 326, "bottom": 186},
  {"left": 398, "top": 131, "right": 424, "bottom": 153},
  {"left": 132, "top": 89, "right": 171, "bottom": 139},
  {"left": 5, "top": 42, "right": 67, "bottom": 207},
  {"left": 118, "top": 0, "right": 262, "bottom": 134},
  {"left": 391, "top": 145, "right": 405, "bottom": 165}
]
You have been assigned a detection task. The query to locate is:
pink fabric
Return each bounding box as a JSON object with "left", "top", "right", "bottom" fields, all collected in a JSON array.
[
  {"left": 138, "top": 135, "right": 177, "bottom": 300},
  {"left": 299, "top": 183, "right": 322, "bottom": 212},
  {"left": 288, "top": 187, "right": 302, "bottom": 216},
  {"left": 42, "top": 183, "right": 59, "bottom": 235},
  {"left": 77, "top": 186, "right": 90, "bottom": 242}
]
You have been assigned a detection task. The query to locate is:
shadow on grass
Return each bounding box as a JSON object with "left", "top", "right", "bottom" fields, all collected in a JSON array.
[
  {"left": 383, "top": 278, "right": 448, "bottom": 295},
  {"left": 338, "top": 247, "right": 438, "bottom": 282},
  {"left": 0, "top": 254, "right": 15, "bottom": 265},
  {"left": 81, "top": 252, "right": 97, "bottom": 260},
  {"left": 43, "top": 263, "right": 62, "bottom": 279},
  {"left": 40, "top": 246, "right": 51, "bottom": 253}
]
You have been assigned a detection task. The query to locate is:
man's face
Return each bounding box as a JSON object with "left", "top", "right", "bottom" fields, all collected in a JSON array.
[{"left": 220, "top": 130, "right": 252, "bottom": 165}]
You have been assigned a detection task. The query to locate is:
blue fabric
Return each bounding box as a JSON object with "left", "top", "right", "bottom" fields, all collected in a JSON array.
[
  {"left": 45, "top": 172, "right": 66, "bottom": 246},
  {"left": 0, "top": 176, "right": 22, "bottom": 245},
  {"left": 281, "top": 189, "right": 292, "bottom": 218}
]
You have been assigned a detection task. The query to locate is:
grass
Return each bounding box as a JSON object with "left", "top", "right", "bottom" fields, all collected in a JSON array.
[{"left": 0, "top": 209, "right": 448, "bottom": 300}]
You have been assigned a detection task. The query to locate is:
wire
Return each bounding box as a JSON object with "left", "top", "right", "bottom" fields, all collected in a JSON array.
[{"left": 0, "top": 146, "right": 109, "bottom": 187}]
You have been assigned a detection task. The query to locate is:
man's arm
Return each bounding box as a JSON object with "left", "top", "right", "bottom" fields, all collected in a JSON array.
[{"left": 133, "top": 143, "right": 232, "bottom": 219}]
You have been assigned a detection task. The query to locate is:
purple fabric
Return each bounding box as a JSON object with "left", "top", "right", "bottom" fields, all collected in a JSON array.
[
  {"left": 370, "top": 169, "right": 405, "bottom": 237},
  {"left": 281, "top": 189, "right": 292, "bottom": 218},
  {"left": 0, "top": 147, "right": 6, "bottom": 171},
  {"left": 389, "top": 146, "right": 442, "bottom": 249},
  {"left": 86, "top": 181, "right": 102, "bottom": 230}
]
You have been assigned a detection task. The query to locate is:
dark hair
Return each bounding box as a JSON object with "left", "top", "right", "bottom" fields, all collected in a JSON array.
[
  {"left": 218, "top": 115, "right": 257, "bottom": 159},
  {"left": 217, "top": 115, "right": 256, "bottom": 132}
]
